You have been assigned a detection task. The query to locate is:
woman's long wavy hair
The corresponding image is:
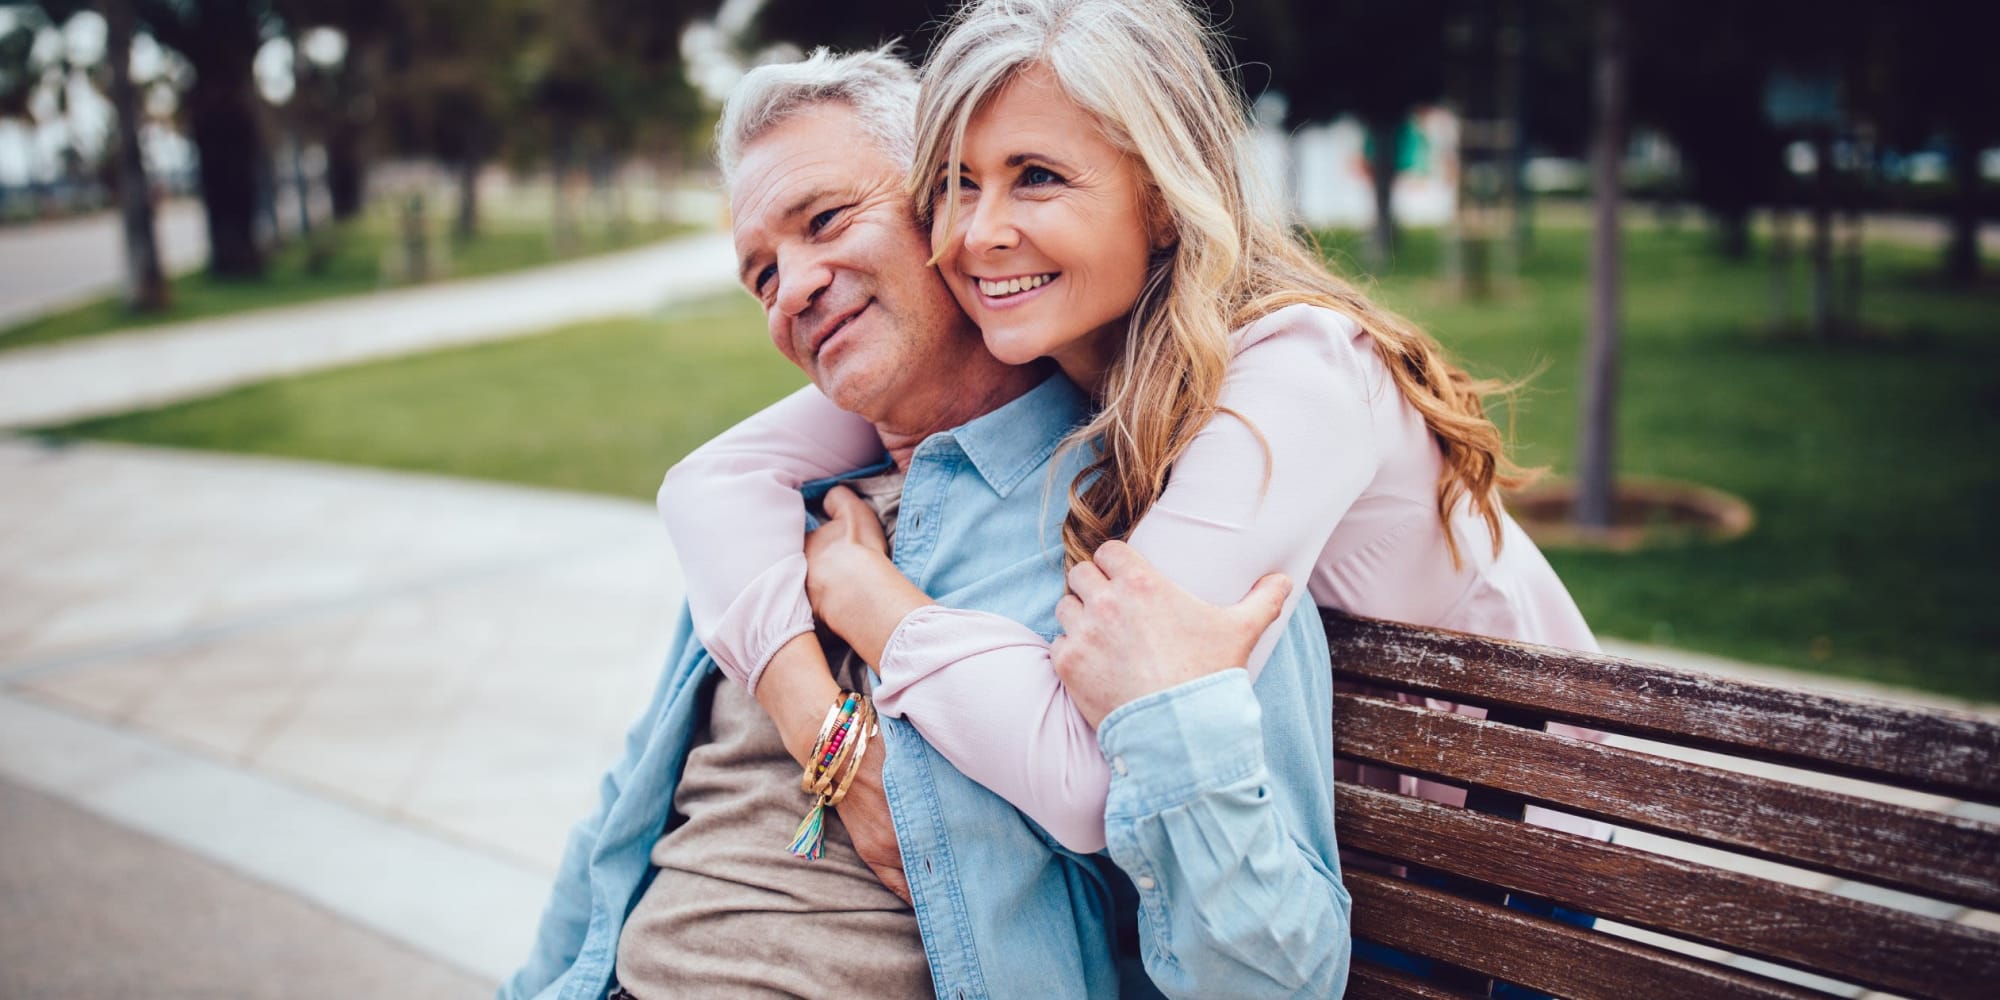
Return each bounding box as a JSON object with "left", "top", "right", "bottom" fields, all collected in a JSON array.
[{"left": 912, "top": 0, "right": 1533, "bottom": 570}]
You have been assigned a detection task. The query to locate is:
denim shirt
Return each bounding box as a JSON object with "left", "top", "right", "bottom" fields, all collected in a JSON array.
[{"left": 500, "top": 376, "right": 1350, "bottom": 1000}]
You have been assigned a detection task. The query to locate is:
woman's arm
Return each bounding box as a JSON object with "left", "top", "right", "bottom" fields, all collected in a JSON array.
[
  {"left": 656, "top": 384, "right": 884, "bottom": 691},
  {"left": 815, "top": 306, "right": 1377, "bottom": 852}
]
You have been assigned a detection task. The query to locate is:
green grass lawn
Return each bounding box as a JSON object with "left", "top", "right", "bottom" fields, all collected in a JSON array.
[
  {"left": 0, "top": 210, "right": 695, "bottom": 353},
  {"left": 41, "top": 224, "right": 2000, "bottom": 700}
]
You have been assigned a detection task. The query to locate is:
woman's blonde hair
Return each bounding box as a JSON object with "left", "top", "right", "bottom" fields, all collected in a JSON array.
[{"left": 913, "top": 0, "right": 1531, "bottom": 569}]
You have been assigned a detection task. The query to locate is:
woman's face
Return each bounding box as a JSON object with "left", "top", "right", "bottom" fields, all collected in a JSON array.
[{"left": 929, "top": 64, "right": 1159, "bottom": 388}]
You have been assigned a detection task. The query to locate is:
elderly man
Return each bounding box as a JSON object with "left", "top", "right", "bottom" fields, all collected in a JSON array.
[{"left": 501, "top": 47, "right": 1347, "bottom": 1000}]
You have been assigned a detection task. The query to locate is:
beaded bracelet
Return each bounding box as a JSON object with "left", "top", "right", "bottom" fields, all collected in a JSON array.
[{"left": 790, "top": 692, "right": 873, "bottom": 860}]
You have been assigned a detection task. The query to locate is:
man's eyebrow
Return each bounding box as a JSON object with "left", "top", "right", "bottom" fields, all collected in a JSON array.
[{"left": 736, "top": 185, "right": 842, "bottom": 285}]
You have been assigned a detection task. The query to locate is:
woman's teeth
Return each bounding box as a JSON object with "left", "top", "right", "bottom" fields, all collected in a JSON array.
[{"left": 978, "top": 274, "right": 1055, "bottom": 298}]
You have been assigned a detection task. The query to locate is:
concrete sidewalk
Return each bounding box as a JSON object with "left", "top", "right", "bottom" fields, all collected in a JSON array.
[
  {"left": 0, "top": 436, "right": 1991, "bottom": 994},
  {"left": 0, "top": 228, "right": 737, "bottom": 430},
  {"left": 0, "top": 437, "right": 682, "bottom": 989}
]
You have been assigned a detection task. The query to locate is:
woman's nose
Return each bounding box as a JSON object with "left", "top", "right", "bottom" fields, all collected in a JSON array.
[{"left": 963, "top": 193, "right": 1020, "bottom": 254}]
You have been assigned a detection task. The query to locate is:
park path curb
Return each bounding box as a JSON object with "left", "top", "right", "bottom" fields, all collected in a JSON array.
[{"left": 0, "top": 229, "right": 738, "bottom": 430}]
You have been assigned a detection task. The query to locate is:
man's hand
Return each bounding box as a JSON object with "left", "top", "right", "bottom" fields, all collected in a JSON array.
[
  {"left": 835, "top": 741, "right": 911, "bottom": 904},
  {"left": 1051, "top": 540, "right": 1292, "bottom": 728}
]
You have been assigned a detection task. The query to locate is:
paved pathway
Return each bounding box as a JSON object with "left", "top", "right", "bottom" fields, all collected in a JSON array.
[
  {"left": 0, "top": 228, "right": 738, "bottom": 430},
  {"left": 0, "top": 201, "right": 210, "bottom": 330},
  {"left": 0, "top": 437, "right": 681, "bottom": 988},
  {"left": 0, "top": 436, "right": 1991, "bottom": 993}
]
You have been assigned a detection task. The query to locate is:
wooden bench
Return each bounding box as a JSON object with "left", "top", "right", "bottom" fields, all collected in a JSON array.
[{"left": 1321, "top": 611, "right": 2000, "bottom": 1000}]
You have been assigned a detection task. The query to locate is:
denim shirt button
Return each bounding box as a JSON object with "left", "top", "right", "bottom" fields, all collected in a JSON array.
[
  {"left": 1112, "top": 755, "right": 1128, "bottom": 776},
  {"left": 1135, "top": 875, "right": 1156, "bottom": 891}
]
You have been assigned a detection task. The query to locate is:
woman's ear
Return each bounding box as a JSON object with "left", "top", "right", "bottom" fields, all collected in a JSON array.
[{"left": 1144, "top": 189, "right": 1176, "bottom": 251}]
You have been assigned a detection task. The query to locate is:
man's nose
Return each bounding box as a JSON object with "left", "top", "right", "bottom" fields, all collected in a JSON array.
[
  {"left": 773, "top": 252, "right": 833, "bottom": 320},
  {"left": 963, "top": 191, "right": 1020, "bottom": 254}
]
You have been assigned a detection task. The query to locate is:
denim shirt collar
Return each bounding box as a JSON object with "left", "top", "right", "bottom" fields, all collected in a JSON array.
[
  {"left": 931, "top": 373, "right": 1089, "bottom": 498},
  {"left": 801, "top": 373, "right": 1089, "bottom": 503}
]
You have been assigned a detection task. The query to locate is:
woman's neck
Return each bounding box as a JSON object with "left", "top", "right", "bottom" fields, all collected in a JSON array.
[{"left": 1051, "top": 321, "right": 1126, "bottom": 398}]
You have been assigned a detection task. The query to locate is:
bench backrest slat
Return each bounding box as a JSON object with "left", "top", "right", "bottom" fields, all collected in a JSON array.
[
  {"left": 1346, "top": 869, "right": 1830, "bottom": 999},
  {"left": 1322, "top": 611, "right": 2000, "bottom": 804},
  {"left": 1347, "top": 962, "right": 1489, "bottom": 999},
  {"left": 1337, "top": 783, "right": 2000, "bottom": 999},
  {"left": 1336, "top": 692, "right": 2000, "bottom": 910}
]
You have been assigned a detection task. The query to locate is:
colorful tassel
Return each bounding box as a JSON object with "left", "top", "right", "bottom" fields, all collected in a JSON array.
[{"left": 788, "top": 798, "right": 828, "bottom": 860}]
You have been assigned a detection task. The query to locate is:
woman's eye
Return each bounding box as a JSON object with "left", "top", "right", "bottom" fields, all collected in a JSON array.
[{"left": 1022, "top": 166, "right": 1062, "bottom": 186}]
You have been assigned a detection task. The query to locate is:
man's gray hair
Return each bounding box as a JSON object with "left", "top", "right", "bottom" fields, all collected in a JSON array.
[{"left": 716, "top": 44, "right": 919, "bottom": 185}]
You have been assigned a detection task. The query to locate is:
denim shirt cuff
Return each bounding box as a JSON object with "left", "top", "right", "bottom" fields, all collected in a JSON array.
[{"left": 1097, "top": 669, "right": 1265, "bottom": 816}]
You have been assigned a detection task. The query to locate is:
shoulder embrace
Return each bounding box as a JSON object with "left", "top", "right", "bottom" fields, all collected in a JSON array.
[{"left": 1231, "top": 302, "right": 1364, "bottom": 357}]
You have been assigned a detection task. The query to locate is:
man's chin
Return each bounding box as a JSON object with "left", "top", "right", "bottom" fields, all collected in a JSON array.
[{"left": 812, "top": 370, "right": 889, "bottom": 421}]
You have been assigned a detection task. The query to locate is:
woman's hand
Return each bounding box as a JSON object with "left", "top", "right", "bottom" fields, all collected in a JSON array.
[{"left": 1052, "top": 540, "right": 1292, "bottom": 728}]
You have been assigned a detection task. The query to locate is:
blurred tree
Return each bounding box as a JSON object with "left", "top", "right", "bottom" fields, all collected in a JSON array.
[
  {"left": 10, "top": 3, "right": 97, "bottom": 196},
  {"left": 749, "top": 0, "right": 944, "bottom": 54},
  {"left": 134, "top": 0, "right": 277, "bottom": 278},
  {"left": 513, "top": 0, "right": 701, "bottom": 248},
  {"left": 104, "top": 0, "right": 170, "bottom": 309},
  {"left": 277, "top": 0, "right": 396, "bottom": 222},
  {"left": 1237, "top": 0, "right": 1450, "bottom": 267},
  {"left": 369, "top": 0, "right": 522, "bottom": 241},
  {"left": 0, "top": 10, "right": 49, "bottom": 157},
  {"left": 1862, "top": 1, "right": 1997, "bottom": 285},
  {"left": 1630, "top": 2, "right": 1786, "bottom": 260},
  {"left": 1574, "top": 0, "right": 1625, "bottom": 532}
]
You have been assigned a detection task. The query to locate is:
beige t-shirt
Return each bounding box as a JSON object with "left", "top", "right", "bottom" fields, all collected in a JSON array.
[{"left": 615, "top": 472, "right": 930, "bottom": 999}]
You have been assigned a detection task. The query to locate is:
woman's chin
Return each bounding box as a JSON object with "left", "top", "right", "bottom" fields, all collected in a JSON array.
[{"left": 981, "top": 329, "right": 1053, "bottom": 367}]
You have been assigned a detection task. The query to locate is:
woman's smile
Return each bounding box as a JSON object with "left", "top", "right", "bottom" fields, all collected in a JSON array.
[{"left": 974, "top": 272, "right": 1060, "bottom": 306}]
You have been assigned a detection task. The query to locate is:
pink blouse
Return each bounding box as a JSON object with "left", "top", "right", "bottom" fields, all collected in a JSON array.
[{"left": 658, "top": 304, "right": 1607, "bottom": 853}]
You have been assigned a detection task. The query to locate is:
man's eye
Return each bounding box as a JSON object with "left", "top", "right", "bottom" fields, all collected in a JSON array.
[
  {"left": 1022, "top": 166, "right": 1063, "bottom": 186},
  {"left": 754, "top": 264, "right": 776, "bottom": 293},
  {"left": 808, "top": 207, "right": 843, "bottom": 235}
]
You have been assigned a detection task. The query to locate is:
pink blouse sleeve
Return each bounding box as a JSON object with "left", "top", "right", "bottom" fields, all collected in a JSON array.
[
  {"left": 656, "top": 385, "right": 884, "bottom": 692},
  {"left": 877, "top": 305, "right": 1378, "bottom": 853}
]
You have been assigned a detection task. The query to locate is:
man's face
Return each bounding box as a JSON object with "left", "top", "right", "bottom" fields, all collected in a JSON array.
[{"left": 730, "top": 103, "right": 976, "bottom": 424}]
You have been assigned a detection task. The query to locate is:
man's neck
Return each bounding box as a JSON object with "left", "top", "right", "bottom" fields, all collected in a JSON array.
[{"left": 875, "top": 364, "right": 1050, "bottom": 469}]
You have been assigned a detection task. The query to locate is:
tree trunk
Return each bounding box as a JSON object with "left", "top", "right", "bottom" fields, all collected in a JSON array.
[
  {"left": 1497, "top": 0, "right": 1525, "bottom": 289},
  {"left": 187, "top": 49, "right": 265, "bottom": 277},
  {"left": 1945, "top": 136, "right": 1981, "bottom": 285},
  {"left": 1366, "top": 116, "right": 1400, "bottom": 270},
  {"left": 454, "top": 156, "right": 480, "bottom": 241},
  {"left": 326, "top": 121, "right": 366, "bottom": 220},
  {"left": 1574, "top": 0, "right": 1625, "bottom": 533},
  {"left": 291, "top": 130, "right": 313, "bottom": 237},
  {"left": 551, "top": 124, "right": 579, "bottom": 255},
  {"left": 1770, "top": 203, "right": 1793, "bottom": 330},
  {"left": 1808, "top": 130, "right": 1834, "bottom": 340},
  {"left": 1714, "top": 208, "right": 1751, "bottom": 259},
  {"left": 105, "top": 0, "right": 167, "bottom": 311}
]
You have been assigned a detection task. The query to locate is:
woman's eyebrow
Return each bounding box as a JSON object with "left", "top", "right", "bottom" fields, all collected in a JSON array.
[{"left": 1004, "top": 152, "right": 1073, "bottom": 171}]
